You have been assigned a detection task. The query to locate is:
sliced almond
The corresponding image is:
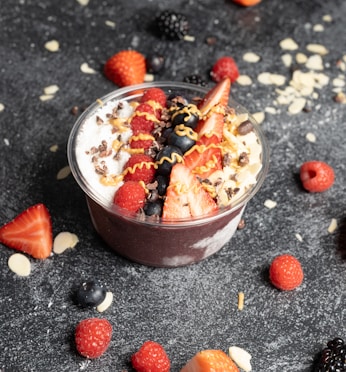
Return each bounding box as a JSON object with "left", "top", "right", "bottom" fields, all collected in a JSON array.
[
  {"left": 306, "top": 54, "right": 324, "bottom": 71},
  {"left": 0, "top": 103, "right": 5, "bottom": 112},
  {"left": 332, "top": 78, "right": 345, "bottom": 88},
  {"left": 279, "top": 37, "right": 299, "bottom": 51},
  {"left": 39, "top": 94, "right": 54, "bottom": 102},
  {"left": 295, "top": 233, "right": 303, "bottom": 242},
  {"left": 313, "top": 24, "right": 324, "bottom": 32},
  {"left": 8, "top": 253, "right": 31, "bottom": 277},
  {"left": 322, "top": 14, "right": 332, "bottom": 22},
  {"left": 306, "top": 132, "right": 316, "bottom": 142},
  {"left": 296, "top": 52, "right": 308, "bottom": 64},
  {"left": 229, "top": 346, "right": 252, "bottom": 372},
  {"left": 237, "top": 75, "right": 252, "bottom": 86},
  {"left": 306, "top": 43, "right": 329, "bottom": 55},
  {"left": 49, "top": 144, "right": 59, "bottom": 152},
  {"left": 44, "top": 40, "right": 60, "bottom": 52},
  {"left": 243, "top": 52, "right": 260, "bottom": 63},
  {"left": 328, "top": 218, "right": 338, "bottom": 234},
  {"left": 97, "top": 291, "right": 113, "bottom": 313},
  {"left": 53, "top": 231, "right": 79, "bottom": 254},
  {"left": 238, "top": 292, "right": 244, "bottom": 310},
  {"left": 76, "top": 0, "right": 89, "bottom": 5},
  {"left": 288, "top": 97, "right": 307, "bottom": 114},
  {"left": 251, "top": 111, "right": 265, "bottom": 124},
  {"left": 105, "top": 20, "right": 116, "bottom": 28},
  {"left": 281, "top": 53, "right": 292, "bottom": 68},
  {"left": 44, "top": 85, "right": 59, "bottom": 95},
  {"left": 80, "top": 63, "right": 97, "bottom": 74},
  {"left": 264, "top": 199, "right": 277, "bottom": 209}
]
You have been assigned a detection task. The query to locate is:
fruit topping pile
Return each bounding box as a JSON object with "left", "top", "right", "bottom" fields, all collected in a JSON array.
[{"left": 80, "top": 79, "right": 263, "bottom": 220}]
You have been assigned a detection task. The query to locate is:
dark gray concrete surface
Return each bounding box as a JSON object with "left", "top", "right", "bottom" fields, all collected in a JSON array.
[{"left": 0, "top": 0, "right": 345, "bottom": 371}]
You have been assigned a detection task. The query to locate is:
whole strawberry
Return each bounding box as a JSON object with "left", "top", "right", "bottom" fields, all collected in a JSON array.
[
  {"left": 269, "top": 254, "right": 304, "bottom": 291},
  {"left": 300, "top": 160, "right": 335, "bottom": 193},
  {"left": 104, "top": 50, "right": 146, "bottom": 87},
  {"left": 75, "top": 318, "right": 112, "bottom": 359},
  {"left": 131, "top": 340, "right": 170, "bottom": 372},
  {"left": 211, "top": 56, "right": 240, "bottom": 83}
]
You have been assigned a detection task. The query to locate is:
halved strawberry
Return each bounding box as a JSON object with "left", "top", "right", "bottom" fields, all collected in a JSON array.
[
  {"left": 183, "top": 135, "right": 222, "bottom": 179},
  {"left": 0, "top": 203, "right": 53, "bottom": 259},
  {"left": 162, "top": 163, "right": 217, "bottom": 220},
  {"left": 196, "top": 78, "right": 231, "bottom": 141}
]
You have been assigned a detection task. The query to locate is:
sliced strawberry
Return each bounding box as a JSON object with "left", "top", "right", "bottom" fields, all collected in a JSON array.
[
  {"left": 162, "top": 164, "right": 217, "bottom": 220},
  {"left": 183, "top": 134, "right": 222, "bottom": 179},
  {"left": 0, "top": 203, "right": 52, "bottom": 259},
  {"left": 196, "top": 78, "right": 231, "bottom": 141},
  {"left": 198, "top": 78, "right": 231, "bottom": 116}
]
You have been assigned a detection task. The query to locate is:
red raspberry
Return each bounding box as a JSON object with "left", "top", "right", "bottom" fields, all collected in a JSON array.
[
  {"left": 269, "top": 254, "right": 304, "bottom": 291},
  {"left": 75, "top": 318, "right": 112, "bottom": 359},
  {"left": 211, "top": 56, "right": 240, "bottom": 83},
  {"left": 140, "top": 87, "right": 167, "bottom": 109},
  {"left": 131, "top": 340, "right": 170, "bottom": 372},
  {"left": 300, "top": 160, "right": 335, "bottom": 193},
  {"left": 129, "top": 135, "right": 154, "bottom": 150},
  {"left": 113, "top": 181, "right": 146, "bottom": 212},
  {"left": 123, "top": 154, "right": 156, "bottom": 183},
  {"left": 131, "top": 103, "right": 157, "bottom": 133}
]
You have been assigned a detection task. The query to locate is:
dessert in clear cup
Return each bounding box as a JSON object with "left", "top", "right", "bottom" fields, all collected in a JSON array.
[{"left": 67, "top": 79, "right": 269, "bottom": 267}]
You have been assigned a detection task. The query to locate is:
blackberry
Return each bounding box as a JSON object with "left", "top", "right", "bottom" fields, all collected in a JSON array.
[
  {"left": 315, "top": 338, "right": 346, "bottom": 372},
  {"left": 155, "top": 10, "right": 189, "bottom": 40},
  {"left": 183, "top": 74, "right": 207, "bottom": 87}
]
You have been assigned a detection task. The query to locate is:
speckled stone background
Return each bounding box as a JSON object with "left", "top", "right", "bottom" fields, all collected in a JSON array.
[{"left": 0, "top": 0, "right": 346, "bottom": 371}]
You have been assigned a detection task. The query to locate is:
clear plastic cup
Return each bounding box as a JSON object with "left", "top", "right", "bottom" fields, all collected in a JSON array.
[{"left": 67, "top": 82, "right": 269, "bottom": 267}]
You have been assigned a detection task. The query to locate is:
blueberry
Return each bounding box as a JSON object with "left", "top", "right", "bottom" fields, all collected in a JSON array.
[
  {"left": 156, "top": 145, "right": 183, "bottom": 175},
  {"left": 75, "top": 280, "right": 106, "bottom": 308},
  {"left": 167, "top": 125, "right": 196, "bottom": 153},
  {"left": 162, "top": 126, "right": 174, "bottom": 140},
  {"left": 144, "top": 200, "right": 163, "bottom": 217},
  {"left": 156, "top": 175, "right": 169, "bottom": 196},
  {"left": 146, "top": 54, "right": 165, "bottom": 74},
  {"left": 172, "top": 109, "right": 199, "bottom": 129}
]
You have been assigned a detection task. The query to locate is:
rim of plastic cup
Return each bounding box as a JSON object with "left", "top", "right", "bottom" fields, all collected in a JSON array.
[{"left": 67, "top": 81, "right": 270, "bottom": 227}]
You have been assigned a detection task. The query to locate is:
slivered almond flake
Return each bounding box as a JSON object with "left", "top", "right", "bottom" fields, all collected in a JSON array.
[
  {"left": 295, "top": 233, "right": 303, "bottom": 242},
  {"left": 80, "top": 62, "right": 97, "bottom": 74},
  {"left": 265, "top": 106, "right": 277, "bottom": 114},
  {"left": 53, "top": 232, "right": 79, "bottom": 254},
  {"left": 229, "top": 346, "right": 252, "bottom": 372},
  {"left": 243, "top": 52, "right": 260, "bottom": 63},
  {"left": 264, "top": 199, "right": 277, "bottom": 209},
  {"left": 306, "top": 132, "right": 316, "bottom": 142},
  {"left": 238, "top": 292, "right": 244, "bottom": 310},
  {"left": 76, "top": 0, "right": 89, "bottom": 5},
  {"left": 49, "top": 144, "right": 59, "bottom": 152},
  {"left": 0, "top": 103, "right": 5, "bottom": 112},
  {"left": 97, "top": 291, "right": 113, "bottom": 313},
  {"left": 252, "top": 111, "right": 265, "bottom": 124},
  {"left": 328, "top": 218, "right": 338, "bottom": 234},
  {"left": 8, "top": 253, "right": 31, "bottom": 277},
  {"left": 332, "top": 78, "right": 345, "bottom": 87},
  {"left": 144, "top": 73, "right": 154, "bottom": 82},
  {"left": 280, "top": 37, "right": 299, "bottom": 51},
  {"left": 105, "top": 20, "right": 116, "bottom": 28},
  {"left": 44, "top": 39, "right": 60, "bottom": 52},
  {"left": 237, "top": 75, "right": 252, "bottom": 86},
  {"left": 39, "top": 94, "right": 54, "bottom": 101},
  {"left": 57, "top": 165, "right": 71, "bottom": 180},
  {"left": 258, "top": 72, "right": 286, "bottom": 86},
  {"left": 306, "top": 43, "right": 329, "bottom": 55}
]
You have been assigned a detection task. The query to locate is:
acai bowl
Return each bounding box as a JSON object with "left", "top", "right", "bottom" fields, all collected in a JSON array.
[{"left": 67, "top": 80, "right": 269, "bottom": 267}]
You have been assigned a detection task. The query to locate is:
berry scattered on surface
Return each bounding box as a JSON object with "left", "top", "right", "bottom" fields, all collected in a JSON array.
[
  {"left": 75, "top": 318, "right": 112, "bottom": 359},
  {"left": 211, "top": 56, "right": 240, "bottom": 83},
  {"left": 75, "top": 280, "right": 107, "bottom": 308},
  {"left": 146, "top": 54, "right": 165, "bottom": 74},
  {"left": 155, "top": 10, "right": 189, "bottom": 40},
  {"left": 131, "top": 340, "right": 170, "bottom": 372},
  {"left": 315, "top": 337, "right": 346, "bottom": 372},
  {"left": 104, "top": 50, "right": 146, "bottom": 87},
  {"left": 183, "top": 74, "right": 207, "bottom": 87},
  {"left": 113, "top": 181, "right": 146, "bottom": 213},
  {"left": 269, "top": 254, "right": 304, "bottom": 291},
  {"left": 123, "top": 154, "right": 156, "bottom": 183},
  {"left": 300, "top": 160, "right": 335, "bottom": 193},
  {"left": 181, "top": 349, "right": 239, "bottom": 372},
  {"left": 0, "top": 203, "right": 52, "bottom": 259},
  {"left": 232, "top": 0, "right": 262, "bottom": 6}
]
